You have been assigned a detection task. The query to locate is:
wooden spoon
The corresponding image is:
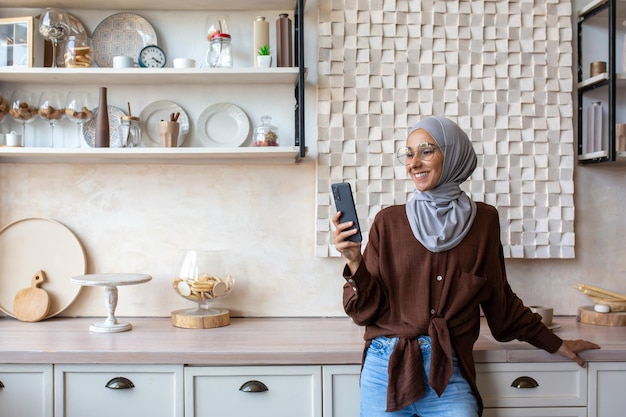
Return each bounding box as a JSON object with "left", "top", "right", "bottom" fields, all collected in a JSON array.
[{"left": 13, "top": 270, "right": 51, "bottom": 322}]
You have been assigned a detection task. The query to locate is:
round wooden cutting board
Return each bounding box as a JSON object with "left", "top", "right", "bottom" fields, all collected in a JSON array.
[
  {"left": 577, "top": 305, "right": 626, "bottom": 326},
  {"left": 0, "top": 218, "right": 86, "bottom": 319}
]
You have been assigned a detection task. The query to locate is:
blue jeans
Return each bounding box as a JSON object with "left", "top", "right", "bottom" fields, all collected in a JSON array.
[{"left": 360, "top": 336, "right": 478, "bottom": 417}]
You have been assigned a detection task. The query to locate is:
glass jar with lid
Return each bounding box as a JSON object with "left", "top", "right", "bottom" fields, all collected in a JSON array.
[
  {"left": 253, "top": 115, "right": 279, "bottom": 146},
  {"left": 119, "top": 115, "right": 142, "bottom": 148},
  {"left": 207, "top": 33, "right": 233, "bottom": 68}
]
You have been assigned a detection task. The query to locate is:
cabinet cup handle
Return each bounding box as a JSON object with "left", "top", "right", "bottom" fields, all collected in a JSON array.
[
  {"left": 511, "top": 376, "right": 539, "bottom": 389},
  {"left": 105, "top": 376, "right": 135, "bottom": 389},
  {"left": 239, "top": 380, "right": 269, "bottom": 392}
]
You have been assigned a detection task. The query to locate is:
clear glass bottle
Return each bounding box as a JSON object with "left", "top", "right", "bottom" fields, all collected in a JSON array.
[
  {"left": 119, "top": 115, "right": 142, "bottom": 148},
  {"left": 254, "top": 116, "right": 279, "bottom": 147},
  {"left": 208, "top": 33, "right": 233, "bottom": 68}
]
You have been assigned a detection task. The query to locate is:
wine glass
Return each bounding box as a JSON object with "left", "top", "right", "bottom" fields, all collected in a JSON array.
[
  {"left": 65, "top": 91, "right": 95, "bottom": 147},
  {"left": 9, "top": 90, "right": 37, "bottom": 146},
  {"left": 38, "top": 8, "right": 71, "bottom": 68},
  {"left": 38, "top": 91, "right": 66, "bottom": 147}
]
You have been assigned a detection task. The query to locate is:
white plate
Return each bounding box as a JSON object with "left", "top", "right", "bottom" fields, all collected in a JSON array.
[
  {"left": 0, "top": 218, "right": 86, "bottom": 319},
  {"left": 82, "top": 105, "right": 127, "bottom": 148},
  {"left": 197, "top": 103, "right": 250, "bottom": 147},
  {"left": 548, "top": 322, "right": 561, "bottom": 331},
  {"left": 139, "top": 100, "right": 189, "bottom": 147},
  {"left": 91, "top": 12, "right": 158, "bottom": 68}
]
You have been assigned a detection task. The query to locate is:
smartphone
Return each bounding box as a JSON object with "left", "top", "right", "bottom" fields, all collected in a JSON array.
[{"left": 331, "top": 182, "right": 362, "bottom": 242}]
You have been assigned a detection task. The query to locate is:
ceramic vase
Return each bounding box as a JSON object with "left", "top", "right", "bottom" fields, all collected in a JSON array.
[{"left": 94, "top": 86, "right": 109, "bottom": 147}]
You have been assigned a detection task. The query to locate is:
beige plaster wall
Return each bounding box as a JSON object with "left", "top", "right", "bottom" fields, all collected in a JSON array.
[{"left": 0, "top": 0, "right": 624, "bottom": 319}]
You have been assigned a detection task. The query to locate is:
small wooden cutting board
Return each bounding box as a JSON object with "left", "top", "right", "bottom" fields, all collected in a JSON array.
[{"left": 13, "top": 270, "right": 51, "bottom": 322}]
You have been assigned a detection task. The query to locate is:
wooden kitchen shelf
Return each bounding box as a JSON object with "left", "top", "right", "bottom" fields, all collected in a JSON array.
[
  {"left": 0, "top": 0, "right": 307, "bottom": 160},
  {"left": 0, "top": 146, "right": 305, "bottom": 164}
]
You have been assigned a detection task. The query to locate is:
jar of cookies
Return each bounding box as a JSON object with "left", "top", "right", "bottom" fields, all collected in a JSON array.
[
  {"left": 253, "top": 115, "right": 279, "bottom": 146},
  {"left": 172, "top": 249, "right": 234, "bottom": 309},
  {"left": 64, "top": 36, "right": 93, "bottom": 68}
]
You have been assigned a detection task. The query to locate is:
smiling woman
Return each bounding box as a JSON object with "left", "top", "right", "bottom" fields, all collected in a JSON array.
[{"left": 331, "top": 116, "right": 599, "bottom": 417}]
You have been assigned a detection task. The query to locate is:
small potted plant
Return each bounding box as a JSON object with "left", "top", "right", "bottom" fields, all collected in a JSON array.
[{"left": 257, "top": 44, "right": 271, "bottom": 68}]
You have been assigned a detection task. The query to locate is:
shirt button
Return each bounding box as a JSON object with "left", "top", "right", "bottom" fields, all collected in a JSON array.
[
  {"left": 436, "top": 275, "right": 443, "bottom": 281},
  {"left": 430, "top": 308, "right": 435, "bottom": 314}
]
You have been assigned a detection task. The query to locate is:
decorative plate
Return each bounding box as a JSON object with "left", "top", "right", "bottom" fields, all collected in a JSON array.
[
  {"left": 139, "top": 100, "right": 189, "bottom": 147},
  {"left": 0, "top": 218, "right": 86, "bottom": 319},
  {"left": 82, "top": 105, "right": 127, "bottom": 148},
  {"left": 197, "top": 103, "right": 250, "bottom": 147},
  {"left": 91, "top": 12, "right": 158, "bottom": 68}
]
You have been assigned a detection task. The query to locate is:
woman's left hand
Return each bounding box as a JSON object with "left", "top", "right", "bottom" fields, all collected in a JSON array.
[{"left": 557, "top": 339, "right": 601, "bottom": 367}]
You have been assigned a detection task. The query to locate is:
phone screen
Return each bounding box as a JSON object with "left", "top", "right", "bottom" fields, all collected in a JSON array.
[{"left": 331, "top": 182, "right": 362, "bottom": 242}]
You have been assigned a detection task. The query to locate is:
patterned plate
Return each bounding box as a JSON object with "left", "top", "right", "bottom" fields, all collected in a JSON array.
[
  {"left": 91, "top": 12, "right": 158, "bottom": 68},
  {"left": 82, "top": 105, "right": 127, "bottom": 148}
]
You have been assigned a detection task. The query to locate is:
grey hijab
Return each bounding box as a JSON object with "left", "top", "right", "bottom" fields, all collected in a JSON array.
[{"left": 405, "top": 117, "right": 477, "bottom": 252}]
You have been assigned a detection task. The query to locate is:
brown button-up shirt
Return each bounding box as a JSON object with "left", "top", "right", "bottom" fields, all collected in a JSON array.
[{"left": 343, "top": 202, "right": 562, "bottom": 414}]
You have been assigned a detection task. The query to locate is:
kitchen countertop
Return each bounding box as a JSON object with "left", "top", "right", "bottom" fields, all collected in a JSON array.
[{"left": 0, "top": 315, "right": 625, "bottom": 365}]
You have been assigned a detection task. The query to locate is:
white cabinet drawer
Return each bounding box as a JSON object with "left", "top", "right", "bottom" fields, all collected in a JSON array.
[
  {"left": 476, "top": 362, "right": 586, "bottom": 408},
  {"left": 483, "top": 407, "right": 587, "bottom": 417},
  {"left": 0, "top": 364, "right": 53, "bottom": 417},
  {"left": 55, "top": 364, "right": 183, "bottom": 417},
  {"left": 322, "top": 365, "right": 360, "bottom": 417},
  {"left": 185, "top": 365, "right": 321, "bottom": 417}
]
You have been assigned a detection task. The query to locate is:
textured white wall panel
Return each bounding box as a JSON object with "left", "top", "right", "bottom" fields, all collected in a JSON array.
[{"left": 316, "top": 0, "right": 575, "bottom": 259}]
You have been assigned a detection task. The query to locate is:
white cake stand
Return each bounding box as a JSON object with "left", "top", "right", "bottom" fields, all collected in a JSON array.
[{"left": 71, "top": 273, "right": 152, "bottom": 333}]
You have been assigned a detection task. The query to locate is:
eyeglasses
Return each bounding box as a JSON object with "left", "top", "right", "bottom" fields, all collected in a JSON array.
[{"left": 396, "top": 143, "right": 441, "bottom": 165}]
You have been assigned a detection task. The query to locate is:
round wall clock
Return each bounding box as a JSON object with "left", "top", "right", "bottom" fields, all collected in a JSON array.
[{"left": 138, "top": 45, "right": 166, "bottom": 68}]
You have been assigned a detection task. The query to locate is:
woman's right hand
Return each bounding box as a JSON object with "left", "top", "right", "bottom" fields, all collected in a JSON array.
[{"left": 332, "top": 211, "right": 363, "bottom": 273}]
